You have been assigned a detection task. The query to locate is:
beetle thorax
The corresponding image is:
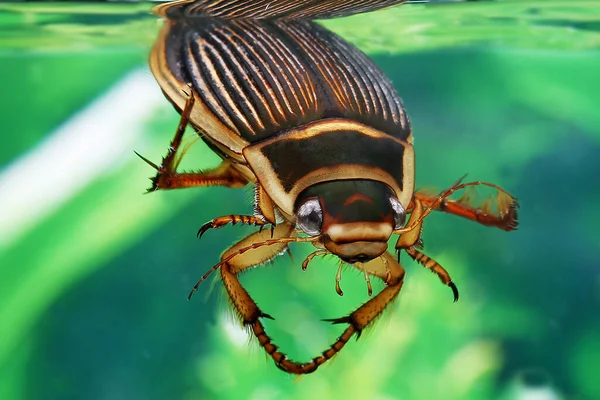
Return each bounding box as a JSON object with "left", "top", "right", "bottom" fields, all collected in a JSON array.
[{"left": 243, "top": 118, "right": 415, "bottom": 219}]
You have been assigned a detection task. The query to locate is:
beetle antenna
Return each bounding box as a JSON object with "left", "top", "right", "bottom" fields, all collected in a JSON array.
[{"left": 188, "top": 235, "right": 321, "bottom": 300}]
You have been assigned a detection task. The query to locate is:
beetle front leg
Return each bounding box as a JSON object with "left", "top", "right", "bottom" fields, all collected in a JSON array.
[
  {"left": 397, "top": 198, "right": 458, "bottom": 300},
  {"left": 404, "top": 247, "right": 459, "bottom": 302},
  {"left": 197, "top": 215, "right": 269, "bottom": 239},
  {"left": 215, "top": 222, "right": 323, "bottom": 374},
  {"left": 136, "top": 87, "right": 247, "bottom": 191},
  {"left": 218, "top": 222, "right": 295, "bottom": 324}
]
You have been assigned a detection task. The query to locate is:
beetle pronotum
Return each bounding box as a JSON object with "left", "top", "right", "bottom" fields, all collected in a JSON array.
[{"left": 139, "top": 0, "right": 519, "bottom": 374}]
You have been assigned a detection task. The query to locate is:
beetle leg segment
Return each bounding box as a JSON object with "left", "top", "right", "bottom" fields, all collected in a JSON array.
[
  {"left": 394, "top": 180, "right": 518, "bottom": 235},
  {"left": 206, "top": 224, "right": 350, "bottom": 375},
  {"left": 137, "top": 155, "right": 248, "bottom": 191},
  {"left": 395, "top": 197, "right": 424, "bottom": 251},
  {"left": 136, "top": 88, "right": 247, "bottom": 191},
  {"left": 405, "top": 247, "right": 459, "bottom": 302},
  {"left": 262, "top": 252, "right": 405, "bottom": 375},
  {"left": 197, "top": 215, "right": 269, "bottom": 239},
  {"left": 413, "top": 181, "right": 519, "bottom": 231},
  {"left": 188, "top": 227, "right": 318, "bottom": 300},
  {"left": 255, "top": 185, "right": 277, "bottom": 225},
  {"left": 251, "top": 319, "right": 356, "bottom": 375},
  {"left": 218, "top": 222, "right": 296, "bottom": 323},
  {"left": 396, "top": 198, "right": 458, "bottom": 301}
]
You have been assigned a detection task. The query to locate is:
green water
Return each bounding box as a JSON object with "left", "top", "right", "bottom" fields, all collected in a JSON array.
[{"left": 1, "top": 1, "right": 599, "bottom": 399}]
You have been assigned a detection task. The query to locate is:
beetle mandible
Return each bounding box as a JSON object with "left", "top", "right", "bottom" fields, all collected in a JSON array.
[{"left": 138, "top": 0, "right": 519, "bottom": 375}]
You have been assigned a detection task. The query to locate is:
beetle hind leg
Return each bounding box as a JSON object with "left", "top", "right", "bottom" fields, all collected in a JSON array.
[{"left": 136, "top": 87, "right": 247, "bottom": 191}]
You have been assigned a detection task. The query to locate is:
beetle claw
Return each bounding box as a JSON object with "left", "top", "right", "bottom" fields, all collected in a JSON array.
[
  {"left": 197, "top": 221, "right": 213, "bottom": 239},
  {"left": 322, "top": 316, "right": 350, "bottom": 325},
  {"left": 260, "top": 312, "right": 275, "bottom": 320},
  {"left": 449, "top": 281, "right": 459, "bottom": 302},
  {"left": 134, "top": 151, "right": 160, "bottom": 170}
]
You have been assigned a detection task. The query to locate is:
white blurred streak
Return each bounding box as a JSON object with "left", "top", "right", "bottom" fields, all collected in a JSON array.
[
  {"left": 0, "top": 68, "right": 166, "bottom": 247},
  {"left": 221, "top": 312, "right": 251, "bottom": 348},
  {"left": 502, "top": 372, "right": 564, "bottom": 400},
  {"left": 516, "top": 387, "right": 562, "bottom": 400}
]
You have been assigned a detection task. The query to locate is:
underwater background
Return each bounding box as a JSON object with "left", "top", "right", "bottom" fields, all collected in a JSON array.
[{"left": 1, "top": 1, "right": 599, "bottom": 399}]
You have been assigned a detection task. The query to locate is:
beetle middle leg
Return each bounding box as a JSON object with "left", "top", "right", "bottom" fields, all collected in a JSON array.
[
  {"left": 396, "top": 197, "right": 459, "bottom": 301},
  {"left": 136, "top": 87, "right": 247, "bottom": 191},
  {"left": 413, "top": 181, "right": 519, "bottom": 231}
]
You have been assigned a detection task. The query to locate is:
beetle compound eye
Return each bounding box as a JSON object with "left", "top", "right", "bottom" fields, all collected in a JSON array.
[
  {"left": 390, "top": 197, "right": 406, "bottom": 230},
  {"left": 296, "top": 199, "right": 323, "bottom": 236}
]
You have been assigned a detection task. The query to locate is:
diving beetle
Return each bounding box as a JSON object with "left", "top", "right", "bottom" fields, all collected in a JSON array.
[{"left": 139, "top": 0, "right": 519, "bottom": 374}]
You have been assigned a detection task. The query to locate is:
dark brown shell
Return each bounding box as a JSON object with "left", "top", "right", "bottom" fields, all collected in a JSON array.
[
  {"left": 154, "top": 0, "right": 409, "bottom": 20},
  {"left": 151, "top": 17, "right": 410, "bottom": 145}
]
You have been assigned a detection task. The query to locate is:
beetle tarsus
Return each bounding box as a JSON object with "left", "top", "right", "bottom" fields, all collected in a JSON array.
[
  {"left": 197, "top": 215, "right": 269, "bottom": 239},
  {"left": 405, "top": 247, "right": 458, "bottom": 302}
]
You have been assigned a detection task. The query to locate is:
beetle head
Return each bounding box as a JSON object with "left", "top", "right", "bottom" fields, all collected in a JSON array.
[{"left": 294, "top": 180, "right": 406, "bottom": 263}]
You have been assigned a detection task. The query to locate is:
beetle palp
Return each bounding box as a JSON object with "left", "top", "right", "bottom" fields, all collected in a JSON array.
[
  {"left": 358, "top": 262, "right": 373, "bottom": 297},
  {"left": 335, "top": 261, "right": 344, "bottom": 296},
  {"left": 301, "top": 249, "right": 329, "bottom": 271}
]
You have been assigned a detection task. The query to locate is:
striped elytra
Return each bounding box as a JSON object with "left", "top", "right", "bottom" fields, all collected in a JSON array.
[
  {"left": 154, "top": 0, "right": 409, "bottom": 20},
  {"left": 151, "top": 17, "right": 410, "bottom": 145}
]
